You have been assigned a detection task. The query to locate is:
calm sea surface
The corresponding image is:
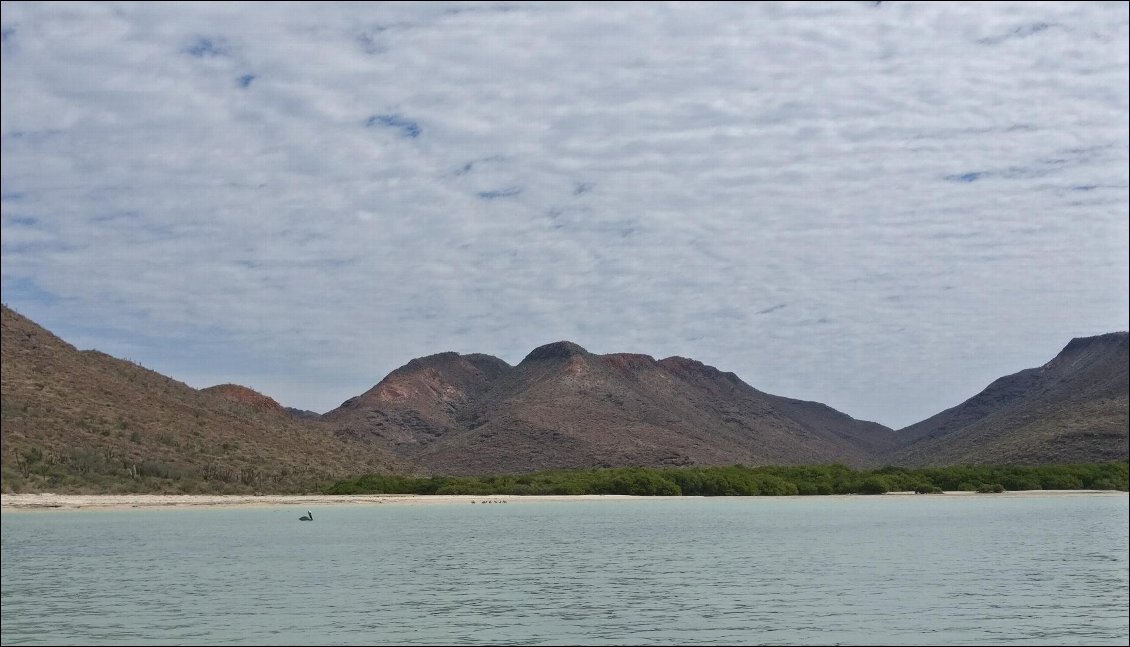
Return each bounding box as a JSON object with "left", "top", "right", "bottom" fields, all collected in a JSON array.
[{"left": 2, "top": 495, "right": 1127, "bottom": 645}]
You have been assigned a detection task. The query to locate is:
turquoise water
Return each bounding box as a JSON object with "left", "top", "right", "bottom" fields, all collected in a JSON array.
[{"left": 2, "top": 495, "right": 1127, "bottom": 645}]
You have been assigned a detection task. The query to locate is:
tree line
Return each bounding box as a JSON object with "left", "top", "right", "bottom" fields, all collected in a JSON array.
[{"left": 325, "top": 462, "right": 1129, "bottom": 496}]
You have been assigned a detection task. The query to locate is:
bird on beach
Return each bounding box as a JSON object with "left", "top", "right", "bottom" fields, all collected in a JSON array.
[{"left": 299, "top": 510, "right": 313, "bottom": 521}]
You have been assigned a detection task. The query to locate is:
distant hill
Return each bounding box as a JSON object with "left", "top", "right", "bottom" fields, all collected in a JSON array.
[
  {"left": 200, "top": 384, "right": 320, "bottom": 421},
  {"left": 325, "top": 340, "right": 898, "bottom": 475},
  {"left": 284, "top": 407, "right": 323, "bottom": 420},
  {"left": 885, "top": 332, "right": 1129, "bottom": 466},
  {"left": 200, "top": 383, "right": 286, "bottom": 413},
  {"left": 0, "top": 305, "right": 404, "bottom": 493}
]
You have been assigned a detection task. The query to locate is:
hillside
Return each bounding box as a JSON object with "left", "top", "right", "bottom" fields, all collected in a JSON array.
[
  {"left": 0, "top": 305, "right": 404, "bottom": 493},
  {"left": 885, "top": 332, "right": 1129, "bottom": 466},
  {"left": 325, "top": 340, "right": 898, "bottom": 475}
]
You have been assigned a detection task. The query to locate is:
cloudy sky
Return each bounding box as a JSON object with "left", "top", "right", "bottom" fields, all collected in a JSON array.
[{"left": 2, "top": 1, "right": 1127, "bottom": 428}]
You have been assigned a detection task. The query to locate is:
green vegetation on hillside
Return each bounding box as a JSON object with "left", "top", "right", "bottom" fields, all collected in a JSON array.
[
  {"left": 326, "top": 463, "right": 1129, "bottom": 496},
  {"left": 1, "top": 448, "right": 342, "bottom": 495}
]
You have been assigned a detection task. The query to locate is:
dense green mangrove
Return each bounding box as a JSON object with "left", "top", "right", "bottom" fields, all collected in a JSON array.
[{"left": 326, "top": 462, "right": 1128, "bottom": 496}]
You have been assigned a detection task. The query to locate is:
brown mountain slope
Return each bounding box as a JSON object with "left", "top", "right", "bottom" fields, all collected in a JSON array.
[
  {"left": 326, "top": 341, "right": 897, "bottom": 475},
  {"left": 325, "top": 351, "right": 511, "bottom": 449},
  {"left": 884, "top": 332, "right": 1129, "bottom": 466},
  {"left": 0, "top": 305, "right": 404, "bottom": 493}
]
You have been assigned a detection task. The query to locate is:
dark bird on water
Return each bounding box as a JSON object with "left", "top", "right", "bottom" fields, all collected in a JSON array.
[{"left": 299, "top": 511, "right": 313, "bottom": 521}]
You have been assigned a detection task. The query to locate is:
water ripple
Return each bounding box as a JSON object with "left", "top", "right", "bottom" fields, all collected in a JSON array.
[{"left": 2, "top": 497, "right": 1128, "bottom": 645}]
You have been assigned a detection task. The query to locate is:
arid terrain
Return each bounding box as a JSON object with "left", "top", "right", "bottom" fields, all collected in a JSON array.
[{"left": 2, "top": 304, "right": 1126, "bottom": 492}]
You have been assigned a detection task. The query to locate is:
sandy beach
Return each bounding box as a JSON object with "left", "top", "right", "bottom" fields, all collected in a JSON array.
[
  {"left": 0, "top": 493, "right": 655, "bottom": 510},
  {"left": 1, "top": 490, "right": 1123, "bottom": 511}
]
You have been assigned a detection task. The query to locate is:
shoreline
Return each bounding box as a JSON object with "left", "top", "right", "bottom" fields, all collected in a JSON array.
[
  {"left": 2, "top": 490, "right": 1125, "bottom": 511},
  {"left": 0, "top": 493, "right": 652, "bottom": 511}
]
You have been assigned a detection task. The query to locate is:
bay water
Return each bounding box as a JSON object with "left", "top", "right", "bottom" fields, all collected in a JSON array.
[{"left": 2, "top": 494, "right": 1127, "bottom": 645}]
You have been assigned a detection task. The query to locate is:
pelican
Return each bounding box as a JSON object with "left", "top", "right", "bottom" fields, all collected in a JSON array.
[{"left": 299, "top": 511, "right": 313, "bottom": 521}]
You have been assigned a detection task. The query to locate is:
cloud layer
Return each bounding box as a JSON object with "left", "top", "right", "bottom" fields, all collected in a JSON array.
[{"left": 3, "top": 1, "right": 1127, "bottom": 428}]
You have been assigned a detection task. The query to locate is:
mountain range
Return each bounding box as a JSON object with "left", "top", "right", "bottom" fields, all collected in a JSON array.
[
  {"left": 324, "top": 341, "right": 899, "bottom": 475},
  {"left": 1, "top": 304, "right": 1126, "bottom": 492}
]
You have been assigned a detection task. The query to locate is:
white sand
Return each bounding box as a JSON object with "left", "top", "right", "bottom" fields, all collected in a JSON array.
[
  {"left": 0, "top": 493, "right": 651, "bottom": 510},
  {"left": 1, "top": 490, "right": 1123, "bottom": 511}
]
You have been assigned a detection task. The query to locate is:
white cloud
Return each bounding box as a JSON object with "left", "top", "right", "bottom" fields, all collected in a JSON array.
[{"left": 2, "top": 1, "right": 1127, "bottom": 427}]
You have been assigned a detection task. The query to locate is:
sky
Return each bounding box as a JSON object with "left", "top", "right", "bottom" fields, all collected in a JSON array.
[{"left": 1, "top": 1, "right": 1127, "bottom": 429}]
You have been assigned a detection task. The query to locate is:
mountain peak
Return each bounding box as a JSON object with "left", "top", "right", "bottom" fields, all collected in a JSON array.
[
  {"left": 522, "top": 341, "right": 589, "bottom": 363},
  {"left": 400, "top": 351, "right": 461, "bottom": 370},
  {"left": 1061, "top": 331, "right": 1129, "bottom": 353},
  {"left": 1044, "top": 331, "right": 1129, "bottom": 374}
]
